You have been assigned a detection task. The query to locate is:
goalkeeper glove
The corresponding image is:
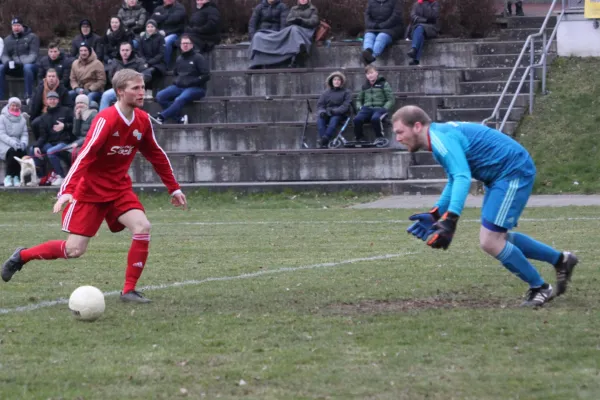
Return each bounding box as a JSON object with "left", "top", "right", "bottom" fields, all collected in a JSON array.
[
  {"left": 407, "top": 206, "right": 440, "bottom": 241},
  {"left": 427, "top": 212, "right": 460, "bottom": 250}
]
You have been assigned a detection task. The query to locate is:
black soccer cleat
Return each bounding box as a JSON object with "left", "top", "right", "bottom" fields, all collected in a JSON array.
[
  {"left": 2, "top": 247, "right": 26, "bottom": 282},
  {"left": 120, "top": 290, "right": 152, "bottom": 303},
  {"left": 554, "top": 252, "right": 578, "bottom": 296},
  {"left": 520, "top": 284, "right": 553, "bottom": 307}
]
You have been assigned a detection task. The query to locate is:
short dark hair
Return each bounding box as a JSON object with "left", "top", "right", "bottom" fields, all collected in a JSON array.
[
  {"left": 46, "top": 68, "right": 58, "bottom": 77},
  {"left": 48, "top": 42, "right": 59, "bottom": 50},
  {"left": 180, "top": 34, "right": 193, "bottom": 44},
  {"left": 119, "top": 41, "right": 133, "bottom": 50}
]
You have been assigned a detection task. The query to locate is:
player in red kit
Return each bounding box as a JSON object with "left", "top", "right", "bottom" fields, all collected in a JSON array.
[{"left": 1, "top": 69, "right": 187, "bottom": 303}]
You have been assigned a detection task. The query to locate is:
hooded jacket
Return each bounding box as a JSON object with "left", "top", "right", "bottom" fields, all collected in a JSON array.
[
  {"left": 317, "top": 72, "right": 353, "bottom": 117},
  {"left": 174, "top": 49, "right": 210, "bottom": 89},
  {"left": 139, "top": 30, "right": 166, "bottom": 74},
  {"left": 356, "top": 76, "right": 395, "bottom": 110},
  {"left": 0, "top": 105, "right": 28, "bottom": 160},
  {"left": 70, "top": 51, "right": 106, "bottom": 93},
  {"left": 71, "top": 20, "right": 104, "bottom": 61},
  {"left": 1, "top": 25, "right": 40, "bottom": 65},
  {"left": 364, "top": 0, "right": 404, "bottom": 41},
  {"left": 73, "top": 101, "right": 99, "bottom": 147},
  {"left": 152, "top": 1, "right": 187, "bottom": 36},
  {"left": 185, "top": 1, "right": 222, "bottom": 52},
  {"left": 118, "top": 2, "right": 148, "bottom": 34},
  {"left": 249, "top": 0, "right": 289, "bottom": 38},
  {"left": 37, "top": 51, "right": 74, "bottom": 89},
  {"left": 34, "top": 105, "right": 74, "bottom": 148},
  {"left": 30, "top": 79, "right": 72, "bottom": 120}
]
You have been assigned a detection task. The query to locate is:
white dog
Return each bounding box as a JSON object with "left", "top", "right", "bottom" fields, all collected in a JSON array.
[{"left": 13, "top": 156, "right": 39, "bottom": 187}]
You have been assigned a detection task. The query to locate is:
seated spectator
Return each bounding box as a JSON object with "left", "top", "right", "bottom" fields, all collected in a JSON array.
[
  {"left": 316, "top": 71, "right": 352, "bottom": 148},
  {"left": 152, "top": 0, "right": 187, "bottom": 67},
  {"left": 71, "top": 19, "right": 104, "bottom": 61},
  {"left": 37, "top": 43, "right": 73, "bottom": 89},
  {"left": 100, "top": 42, "right": 149, "bottom": 110},
  {"left": 248, "top": 0, "right": 288, "bottom": 39},
  {"left": 118, "top": 0, "right": 148, "bottom": 38},
  {"left": 103, "top": 17, "right": 135, "bottom": 66},
  {"left": 185, "top": 0, "right": 222, "bottom": 54},
  {"left": 0, "top": 98, "right": 28, "bottom": 187},
  {"left": 69, "top": 42, "right": 107, "bottom": 104},
  {"left": 142, "top": 0, "right": 163, "bottom": 15},
  {"left": 155, "top": 35, "right": 210, "bottom": 124},
  {"left": 139, "top": 20, "right": 167, "bottom": 90},
  {"left": 70, "top": 94, "right": 98, "bottom": 159},
  {"left": 353, "top": 65, "right": 395, "bottom": 141},
  {"left": 361, "top": 0, "right": 404, "bottom": 64},
  {"left": 0, "top": 18, "right": 40, "bottom": 101},
  {"left": 30, "top": 69, "right": 72, "bottom": 140},
  {"left": 30, "top": 91, "right": 74, "bottom": 186},
  {"left": 406, "top": 0, "right": 440, "bottom": 66}
]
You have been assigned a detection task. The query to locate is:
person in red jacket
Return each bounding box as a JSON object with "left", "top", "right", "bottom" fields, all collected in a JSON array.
[{"left": 1, "top": 68, "right": 188, "bottom": 304}]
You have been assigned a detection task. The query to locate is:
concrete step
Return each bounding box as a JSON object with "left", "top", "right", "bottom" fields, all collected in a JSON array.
[
  {"left": 498, "top": 28, "right": 554, "bottom": 40},
  {"left": 474, "top": 53, "right": 550, "bottom": 68},
  {"left": 485, "top": 121, "right": 518, "bottom": 135},
  {"left": 408, "top": 165, "right": 446, "bottom": 179},
  {"left": 476, "top": 40, "right": 554, "bottom": 55},
  {"left": 458, "top": 79, "right": 540, "bottom": 94},
  {"left": 437, "top": 107, "right": 525, "bottom": 122},
  {"left": 503, "top": 16, "right": 556, "bottom": 29},
  {"left": 461, "top": 66, "right": 540, "bottom": 82},
  {"left": 440, "top": 93, "right": 528, "bottom": 109}
]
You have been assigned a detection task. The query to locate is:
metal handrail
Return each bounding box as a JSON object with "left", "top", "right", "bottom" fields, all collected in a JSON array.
[{"left": 482, "top": 0, "right": 566, "bottom": 132}]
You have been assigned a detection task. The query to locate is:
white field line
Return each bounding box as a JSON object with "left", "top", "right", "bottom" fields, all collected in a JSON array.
[{"left": 0, "top": 252, "right": 417, "bottom": 315}]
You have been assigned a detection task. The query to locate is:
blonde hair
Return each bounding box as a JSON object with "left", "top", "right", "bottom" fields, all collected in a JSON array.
[
  {"left": 112, "top": 69, "right": 144, "bottom": 99},
  {"left": 392, "top": 105, "right": 432, "bottom": 126}
]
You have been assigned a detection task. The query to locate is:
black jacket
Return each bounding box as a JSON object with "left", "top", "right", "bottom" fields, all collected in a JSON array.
[
  {"left": 409, "top": 0, "right": 441, "bottom": 39},
  {"left": 152, "top": 1, "right": 187, "bottom": 36},
  {"left": 365, "top": 0, "right": 404, "bottom": 41},
  {"left": 71, "top": 20, "right": 104, "bottom": 61},
  {"left": 108, "top": 54, "right": 148, "bottom": 84},
  {"left": 1, "top": 26, "right": 40, "bottom": 65},
  {"left": 174, "top": 49, "right": 210, "bottom": 90},
  {"left": 29, "top": 81, "right": 72, "bottom": 120},
  {"left": 185, "top": 2, "right": 222, "bottom": 53},
  {"left": 37, "top": 52, "right": 74, "bottom": 89},
  {"left": 317, "top": 72, "right": 352, "bottom": 117},
  {"left": 103, "top": 24, "right": 135, "bottom": 63},
  {"left": 34, "top": 106, "right": 74, "bottom": 148},
  {"left": 138, "top": 32, "right": 166, "bottom": 75},
  {"left": 248, "top": 0, "right": 289, "bottom": 38},
  {"left": 141, "top": 0, "right": 162, "bottom": 14}
]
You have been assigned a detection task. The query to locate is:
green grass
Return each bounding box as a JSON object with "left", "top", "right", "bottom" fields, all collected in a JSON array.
[
  {"left": 1, "top": 193, "right": 599, "bottom": 399},
  {"left": 518, "top": 57, "right": 600, "bottom": 194}
]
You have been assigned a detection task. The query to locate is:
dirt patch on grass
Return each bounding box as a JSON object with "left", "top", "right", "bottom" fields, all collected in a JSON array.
[{"left": 327, "top": 297, "right": 510, "bottom": 315}]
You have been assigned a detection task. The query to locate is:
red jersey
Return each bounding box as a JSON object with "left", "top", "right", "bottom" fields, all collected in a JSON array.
[{"left": 59, "top": 105, "right": 180, "bottom": 202}]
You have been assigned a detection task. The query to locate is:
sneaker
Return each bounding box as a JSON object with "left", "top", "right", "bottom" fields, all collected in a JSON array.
[
  {"left": 2, "top": 247, "right": 26, "bottom": 282},
  {"left": 362, "top": 48, "right": 376, "bottom": 64},
  {"left": 407, "top": 47, "right": 417, "bottom": 59},
  {"left": 153, "top": 113, "right": 164, "bottom": 125},
  {"left": 554, "top": 252, "right": 578, "bottom": 296},
  {"left": 520, "top": 284, "right": 553, "bottom": 307},
  {"left": 409, "top": 59, "right": 420, "bottom": 66},
  {"left": 4, "top": 175, "right": 13, "bottom": 187},
  {"left": 120, "top": 290, "right": 152, "bottom": 303},
  {"left": 180, "top": 115, "right": 188, "bottom": 125},
  {"left": 12, "top": 176, "right": 20, "bottom": 186},
  {"left": 51, "top": 175, "right": 64, "bottom": 186}
]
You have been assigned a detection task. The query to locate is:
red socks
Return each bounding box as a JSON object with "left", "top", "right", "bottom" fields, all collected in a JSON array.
[
  {"left": 122, "top": 234, "right": 150, "bottom": 294},
  {"left": 20, "top": 240, "right": 68, "bottom": 263}
]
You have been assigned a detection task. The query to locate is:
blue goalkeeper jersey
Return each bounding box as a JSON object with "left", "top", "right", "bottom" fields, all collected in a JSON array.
[{"left": 429, "top": 121, "right": 535, "bottom": 216}]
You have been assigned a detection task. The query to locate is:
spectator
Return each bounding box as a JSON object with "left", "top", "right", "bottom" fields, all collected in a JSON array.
[
  {"left": 316, "top": 71, "right": 352, "bottom": 148},
  {"left": 71, "top": 19, "right": 104, "bottom": 61},
  {"left": 155, "top": 35, "right": 210, "bottom": 124},
  {"left": 139, "top": 20, "right": 167, "bottom": 90},
  {"left": 353, "top": 65, "right": 395, "bottom": 142},
  {"left": 118, "top": 0, "right": 148, "bottom": 36},
  {"left": 70, "top": 94, "right": 98, "bottom": 159},
  {"left": 0, "top": 98, "right": 28, "bottom": 187},
  {"left": 30, "top": 91, "right": 74, "bottom": 186},
  {"left": 37, "top": 43, "right": 73, "bottom": 89},
  {"left": 407, "top": 0, "right": 440, "bottom": 66},
  {"left": 507, "top": 1, "right": 524, "bottom": 16},
  {"left": 70, "top": 42, "right": 106, "bottom": 104},
  {"left": 152, "top": 0, "right": 187, "bottom": 67},
  {"left": 0, "top": 18, "right": 40, "bottom": 101},
  {"left": 103, "top": 17, "right": 135, "bottom": 65},
  {"left": 30, "top": 69, "right": 72, "bottom": 140},
  {"left": 142, "top": 0, "right": 163, "bottom": 14},
  {"left": 248, "top": 0, "right": 289, "bottom": 39},
  {"left": 362, "top": 0, "right": 404, "bottom": 64},
  {"left": 185, "top": 0, "right": 222, "bottom": 54},
  {"left": 284, "top": 0, "right": 319, "bottom": 66},
  {"left": 99, "top": 42, "right": 149, "bottom": 110}
]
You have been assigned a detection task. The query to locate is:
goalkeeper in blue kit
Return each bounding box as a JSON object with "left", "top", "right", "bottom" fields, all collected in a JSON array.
[{"left": 392, "top": 105, "right": 578, "bottom": 307}]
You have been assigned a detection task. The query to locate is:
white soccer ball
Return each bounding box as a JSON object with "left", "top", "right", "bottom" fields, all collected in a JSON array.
[{"left": 68, "top": 285, "right": 105, "bottom": 322}]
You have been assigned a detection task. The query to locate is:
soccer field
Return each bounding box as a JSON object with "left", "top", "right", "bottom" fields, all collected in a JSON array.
[{"left": 1, "top": 193, "right": 599, "bottom": 400}]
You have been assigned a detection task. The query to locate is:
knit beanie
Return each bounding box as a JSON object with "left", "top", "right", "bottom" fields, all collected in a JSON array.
[
  {"left": 7, "top": 97, "right": 21, "bottom": 107},
  {"left": 75, "top": 94, "right": 90, "bottom": 106}
]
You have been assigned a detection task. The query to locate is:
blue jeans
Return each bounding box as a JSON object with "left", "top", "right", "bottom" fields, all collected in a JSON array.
[
  {"left": 353, "top": 107, "right": 387, "bottom": 140},
  {"left": 411, "top": 25, "right": 426, "bottom": 61},
  {"left": 31, "top": 142, "right": 69, "bottom": 177},
  {"left": 164, "top": 34, "right": 180, "bottom": 66},
  {"left": 69, "top": 90, "right": 102, "bottom": 105},
  {"left": 99, "top": 89, "right": 117, "bottom": 111},
  {"left": 156, "top": 85, "right": 206, "bottom": 121},
  {"left": 0, "top": 62, "right": 38, "bottom": 99},
  {"left": 362, "top": 32, "right": 393, "bottom": 57},
  {"left": 317, "top": 115, "right": 342, "bottom": 139}
]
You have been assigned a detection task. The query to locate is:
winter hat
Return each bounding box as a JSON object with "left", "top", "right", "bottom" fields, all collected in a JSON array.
[
  {"left": 7, "top": 97, "right": 21, "bottom": 107},
  {"left": 79, "top": 41, "right": 92, "bottom": 54},
  {"left": 75, "top": 94, "right": 90, "bottom": 106},
  {"left": 46, "top": 91, "right": 59, "bottom": 99},
  {"left": 80, "top": 19, "right": 92, "bottom": 28},
  {"left": 11, "top": 17, "right": 23, "bottom": 26},
  {"left": 146, "top": 19, "right": 158, "bottom": 29}
]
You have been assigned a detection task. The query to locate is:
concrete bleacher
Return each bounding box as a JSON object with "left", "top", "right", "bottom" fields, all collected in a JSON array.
[{"left": 0, "top": 15, "right": 557, "bottom": 193}]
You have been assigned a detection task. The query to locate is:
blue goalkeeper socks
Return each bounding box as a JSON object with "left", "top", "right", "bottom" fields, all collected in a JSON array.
[
  {"left": 507, "top": 232, "right": 562, "bottom": 265},
  {"left": 496, "top": 241, "right": 545, "bottom": 288}
]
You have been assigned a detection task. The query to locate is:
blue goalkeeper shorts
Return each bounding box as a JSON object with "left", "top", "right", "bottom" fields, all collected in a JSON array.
[{"left": 481, "top": 174, "right": 535, "bottom": 231}]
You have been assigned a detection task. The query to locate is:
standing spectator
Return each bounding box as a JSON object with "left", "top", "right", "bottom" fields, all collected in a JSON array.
[
  {"left": 155, "top": 35, "right": 210, "bottom": 124},
  {"left": 152, "top": 0, "right": 187, "bottom": 67},
  {"left": 103, "top": 17, "right": 135, "bottom": 65},
  {"left": 71, "top": 20, "right": 104, "bottom": 61},
  {"left": 316, "top": 71, "right": 352, "bottom": 148},
  {"left": 406, "top": 0, "right": 440, "bottom": 66},
  {"left": 37, "top": 43, "right": 73, "bottom": 89},
  {"left": 31, "top": 91, "right": 74, "bottom": 186},
  {"left": 361, "top": 0, "right": 404, "bottom": 64},
  {"left": 99, "top": 42, "right": 149, "bottom": 110},
  {"left": 118, "top": 0, "right": 148, "bottom": 36},
  {"left": 0, "top": 18, "right": 40, "bottom": 101},
  {"left": 353, "top": 65, "right": 395, "bottom": 141},
  {"left": 70, "top": 42, "right": 107, "bottom": 104},
  {"left": 0, "top": 98, "right": 28, "bottom": 187},
  {"left": 30, "top": 69, "right": 72, "bottom": 140},
  {"left": 248, "top": 0, "right": 289, "bottom": 39},
  {"left": 185, "top": 0, "right": 222, "bottom": 54},
  {"left": 70, "top": 94, "right": 98, "bottom": 159},
  {"left": 139, "top": 20, "right": 167, "bottom": 91}
]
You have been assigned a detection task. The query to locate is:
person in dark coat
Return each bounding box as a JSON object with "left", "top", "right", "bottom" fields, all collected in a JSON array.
[
  {"left": 70, "top": 19, "right": 104, "bottom": 62},
  {"left": 37, "top": 43, "right": 73, "bottom": 89},
  {"left": 316, "top": 71, "right": 352, "bottom": 148},
  {"left": 0, "top": 18, "right": 40, "bottom": 100},
  {"left": 102, "top": 16, "right": 135, "bottom": 65},
  {"left": 361, "top": 0, "right": 404, "bottom": 64},
  {"left": 29, "top": 68, "right": 72, "bottom": 140},
  {"left": 151, "top": 0, "right": 187, "bottom": 66},
  {"left": 118, "top": 0, "right": 148, "bottom": 35},
  {"left": 185, "top": 0, "right": 222, "bottom": 54},
  {"left": 248, "top": 0, "right": 289, "bottom": 39},
  {"left": 407, "top": 0, "right": 440, "bottom": 66},
  {"left": 141, "top": 0, "right": 162, "bottom": 14},
  {"left": 138, "top": 20, "right": 167, "bottom": 88}
]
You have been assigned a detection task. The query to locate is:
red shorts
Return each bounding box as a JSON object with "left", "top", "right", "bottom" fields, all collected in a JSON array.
[{"left": 62, "top": 190, "right": 145, "bottom": 237}]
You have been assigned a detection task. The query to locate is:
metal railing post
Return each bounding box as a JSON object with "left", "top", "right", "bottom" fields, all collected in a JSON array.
[
  {"left": 542, "top": 31, "right": 548, "bottom": 94},
  {"left": 529, "top": 38, "right": 535, "bottom": 114}
]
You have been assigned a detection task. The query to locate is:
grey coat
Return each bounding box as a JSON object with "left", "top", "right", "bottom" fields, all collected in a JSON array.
[
  {"left": 249, "top": 0, "right": 289, "bottom": 38},
  {"left": 1, "top": 26, "right": 40, "bottom": 65},
  {"left": 118, "top": 3, "right": 148, "bottom": 34},
  {"left": 317, "top": 72, "right": 352, "bottom": 117},
  {"left": 409, "top": 1, "right": 441, "bottom": 38},
  {"left": 72, "top": 102, "right": 99, "bottom": 147},
  {"left": 286, "top": 4, "right": 319, "bottom": 29},
  {"left": 0, "top": 106, "right": 29, "bottom": 160}
]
